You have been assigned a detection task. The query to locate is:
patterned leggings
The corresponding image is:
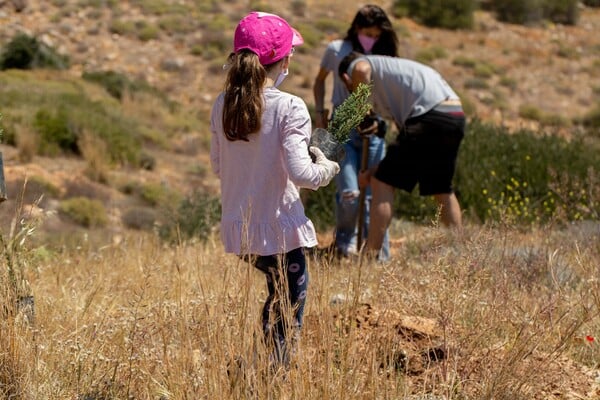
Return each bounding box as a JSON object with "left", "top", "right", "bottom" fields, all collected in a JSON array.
[{"left": 252, "top": 247, "right": 308, "bottom": 365}]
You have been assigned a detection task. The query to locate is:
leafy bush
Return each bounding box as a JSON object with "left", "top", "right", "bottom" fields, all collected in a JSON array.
[
  {"left": 139, "top": 182, "right": 181, "bottom": 207},
  {"left": 82, "top": 70, "right": 157, "bottom": 101},
  {"left": 33, "top": 107, "right": 78, "bottom": 156},
  {"left": 415, "top": 46, "right": 447, "bottom": 64},
  {"left": 303, "top": 184, "right": 336, "bottom": 231},
  {"left": 393, "top": 0, "right": 476, "bottom": 29},
  {"left": 130, "top": 0, "right": 189, "bottom": 15},
  {"left": 108, "top": 19, "right": 136, "bottom": 36},
  {"left": 0, "top": 33, "right": 69, "bottom": 70},
  {"left": 304, "top": 120, "right": 600, "bottom": 230},
  {"left": 578, "top": 103, "right": 600, "bottom": 136},
  {"left": 159, "top": 191, "right": 221, "bottom": 243},
  {"left": 491, "top": 0, "right": 579, "bottom": 25},
  {"left": 543, "top": 0, "right": 579, "bottom": 25},
  {"left": 31, "top": 94, "right": 142, "bottom": 164},
  {"left": 58, "top": 197, "right": 108, "bottom": 227},
  {"left": 455, "top": 119, "right": 599, "bottom": 224},
  {"left": 121, "top": 207, "right": 157, "bottom": 230},
  {"left": 135, "top": 21, "right": 160, "bottom": 41}
]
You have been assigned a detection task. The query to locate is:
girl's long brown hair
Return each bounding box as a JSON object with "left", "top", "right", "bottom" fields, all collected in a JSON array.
[{"left": 222, "top": 50, "right": 267, "bottom": 141}]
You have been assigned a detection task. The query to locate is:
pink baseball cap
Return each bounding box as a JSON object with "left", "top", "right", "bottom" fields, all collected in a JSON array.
[{"left": 234, "top": 11, "right": 304, "bottom": 66}]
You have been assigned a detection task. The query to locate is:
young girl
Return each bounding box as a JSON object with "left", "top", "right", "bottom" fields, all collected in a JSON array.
[
  {"left": 210, "top": 12, "right": 339, "bottom": 366},
  {"left": 313, "top": 5, "right": 399, "bottom": 261}
]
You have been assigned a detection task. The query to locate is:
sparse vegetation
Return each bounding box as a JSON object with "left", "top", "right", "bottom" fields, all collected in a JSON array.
[
  {"left": 58, "top": 196, "right": 108, "bottom": 227},
  {"left": 159, "top": 190, "right": 221, "bottom": 243},
  {"left": 491, "top": 0, "right": 580, "bottom": 25},
  {"left": 393, "top": 0, "right": 476, "bottom": 29},
  {"left": 415, "top": 45, "right": 447, "bottom": 64},
  {"left": 1, "top": 2, "right": 599, "bottom": 399},
  {"left": 0, "top": 33, "right": 69, "bottom": 70}
]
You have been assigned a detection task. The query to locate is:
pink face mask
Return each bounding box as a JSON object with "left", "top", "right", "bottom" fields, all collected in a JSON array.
[{"left": 358, "top": 34, "right": 377, "bottom": 54}]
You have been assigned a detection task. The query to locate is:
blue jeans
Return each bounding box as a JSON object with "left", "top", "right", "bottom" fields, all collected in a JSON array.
[{"left": 334, "top": 129, "right": 390, "bottom": 260}]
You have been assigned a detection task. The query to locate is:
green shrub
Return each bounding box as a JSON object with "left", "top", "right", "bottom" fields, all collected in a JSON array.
[
  {"left": 130, "top": 0, "right": 188, "bottom": 15},
  {"left": 59, "top": 197, "right": 108, "bottom": 227},
  {"left": 30, "top": 93, "right": 142, "bottom": 164},
  {"left": 121, "top": 206, "right": 157, "bottom": 230},
  {"left": 544, "top": 0, "right": 579, "bottom": 25},
  {"left": 578, "top": 104, "right": 600, "bottom": 137},
  {"left": 492, "top": 0, "right": 579, "bottom": 25},
  {"left": 464, "top": 77, "right": 489, "bottom": 89},
  {"left": 139, "top": 182, "right": 181, "bottom": 207},
  {"left": 82, "top": 70, "right": 174, "bottom": 113},
  {"left": 82, "top": 70, "right": 132, "bottom": 100},
  {"left": 519, "top": 104, "right": 544, "bottom": 121},
  {"left": 294, "top": 23, "right": 324, "bottom": 52},
  {"left": 473, "top": 64, "right": 495, "bottom": 79},
  {"left": 303, "top": 184, "right": 336, "bottom": 231},
  {"left": 159, "top": 191, "right": 221, "bottom": 243},
  {"left": 109, "top": 19, "right": 136, "bottom": 36},
  {"left": 291, "top": 0, "right": 307, "bottom": 17},
  {"left": 158, "top": 15, "right": 198, "bottom": 35},
  {"left": 33, "top": 107, "right": 78, "bottom": 156},
  {"left": 0, "top": 115, "right": 13, "bottom": 145},
  {"left": 452, "top": 56, "right": 477, "bottom": 69},
  {"left": 78, "top": 0, "right": 118, "bottom": 7},
  {"left": 135, "top": 21, "right": 160, "bottom": 41},
  {"left": 499, "top": 76, "right": 518, "bottom": 91},
  {"left": 314, "top": 18, "right": 348, "bottom": 36},
  {"left": 415, "top": 46, "right": 447, "bottom": 64},
  {"left": 393, "top": 0, "right": 476, "bottom": 29},
  {"left": 492, "top": 0, "right": 544, "bottom": 24},
  {"left": 454, "top": 119, "right": 599, "bottom": 224},
  {"left": 0, "top": 33, "right": 69, "bottom": 70},
  {"left": 302, "top": 121, "right": 599, "bottom": 230}
]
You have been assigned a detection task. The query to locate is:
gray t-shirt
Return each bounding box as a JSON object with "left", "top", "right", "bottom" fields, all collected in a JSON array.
[
  {"left": 348, "top": 55, "right": 459, "bottom": 124},
  {"left": 320, "top": 39, "right": 354, "bottom": 108}
]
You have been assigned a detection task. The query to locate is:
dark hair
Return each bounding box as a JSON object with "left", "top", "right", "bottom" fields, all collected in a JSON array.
[
  {"left": 338, "top": 51, "right": 363, "bottom": 79},
  {"left": 344, "top": 4, "right": 398, "bottom": 57},
  {"left": 222, "top": 50, "right": 266, "bottom": 141}
]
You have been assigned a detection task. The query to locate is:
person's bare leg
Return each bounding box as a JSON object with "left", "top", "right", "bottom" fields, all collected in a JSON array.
[
  {"left": 433, "top": 193, "right": 462, "bottom": 229},
  {"left": 367, "top": 177, "right": 395, "bottom": 252}
]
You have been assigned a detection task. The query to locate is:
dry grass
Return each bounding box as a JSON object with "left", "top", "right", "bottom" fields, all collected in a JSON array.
[{"left": 1, "top": 219, "right": 599, "bottom": 399}]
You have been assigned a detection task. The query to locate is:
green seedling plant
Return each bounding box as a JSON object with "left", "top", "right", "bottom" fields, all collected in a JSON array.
[{"left": 327, "top": 82, "right": 373, "bottom": 144}]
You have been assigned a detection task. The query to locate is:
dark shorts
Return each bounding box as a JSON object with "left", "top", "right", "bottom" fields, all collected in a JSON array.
[{"left": 374, "top": 109, "right": 465, "bottom": 196}]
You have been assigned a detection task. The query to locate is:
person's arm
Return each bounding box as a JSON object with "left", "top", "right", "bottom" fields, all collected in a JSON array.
[
  {"left": 283, "top": 97, "right": 339, "bottom": 189},
  {"left": 358, "top": 164, "right": 378, "bottom": 189},
  {"left": 312, "top": 67, "right": 330, "bottom": 128}
]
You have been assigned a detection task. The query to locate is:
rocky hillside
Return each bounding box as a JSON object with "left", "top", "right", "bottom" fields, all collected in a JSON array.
[
  {"left": 2, "top": 0, "right": 599, "bottom": 131},
  {"left": 0, "top": 0, "right": 599, "bottom": 240}
]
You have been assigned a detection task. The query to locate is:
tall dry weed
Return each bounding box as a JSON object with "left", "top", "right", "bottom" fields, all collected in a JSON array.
[{"left": 0, "top": 218, "right": 598, "bottom": 399}]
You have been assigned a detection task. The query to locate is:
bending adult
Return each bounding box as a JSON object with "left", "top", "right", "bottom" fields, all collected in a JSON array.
[
  {"left": 313, "top": 4, "right": 399, "bottom": 260},
  {"left": 338, "top": 53, "right": 466, "bottom": 256}
]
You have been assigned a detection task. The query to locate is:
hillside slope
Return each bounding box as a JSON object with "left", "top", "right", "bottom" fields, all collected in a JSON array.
[
  {"left": 2, "top": 1, "right": 599, "bottom": 131},
  {"left": 0, "top": 0, "right": 599, "bottom": 240}
]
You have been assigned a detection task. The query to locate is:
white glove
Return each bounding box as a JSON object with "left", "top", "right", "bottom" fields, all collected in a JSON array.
[{"left": 309, "top": 146, "right": 340, "bottom": 187}]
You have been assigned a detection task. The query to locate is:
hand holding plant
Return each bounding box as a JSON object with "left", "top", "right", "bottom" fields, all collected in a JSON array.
[{"left": 310, "top": 82, "right": 372, "bottom": 162}]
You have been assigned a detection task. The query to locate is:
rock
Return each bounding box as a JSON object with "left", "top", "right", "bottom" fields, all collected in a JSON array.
[{"left": 160, "top": 57, "right": 186, "bottom": 72}]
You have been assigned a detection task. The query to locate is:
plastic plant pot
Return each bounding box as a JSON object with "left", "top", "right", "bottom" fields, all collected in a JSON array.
[{"left": 309, "top": 128, "right": 346, "bottom": 163}]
